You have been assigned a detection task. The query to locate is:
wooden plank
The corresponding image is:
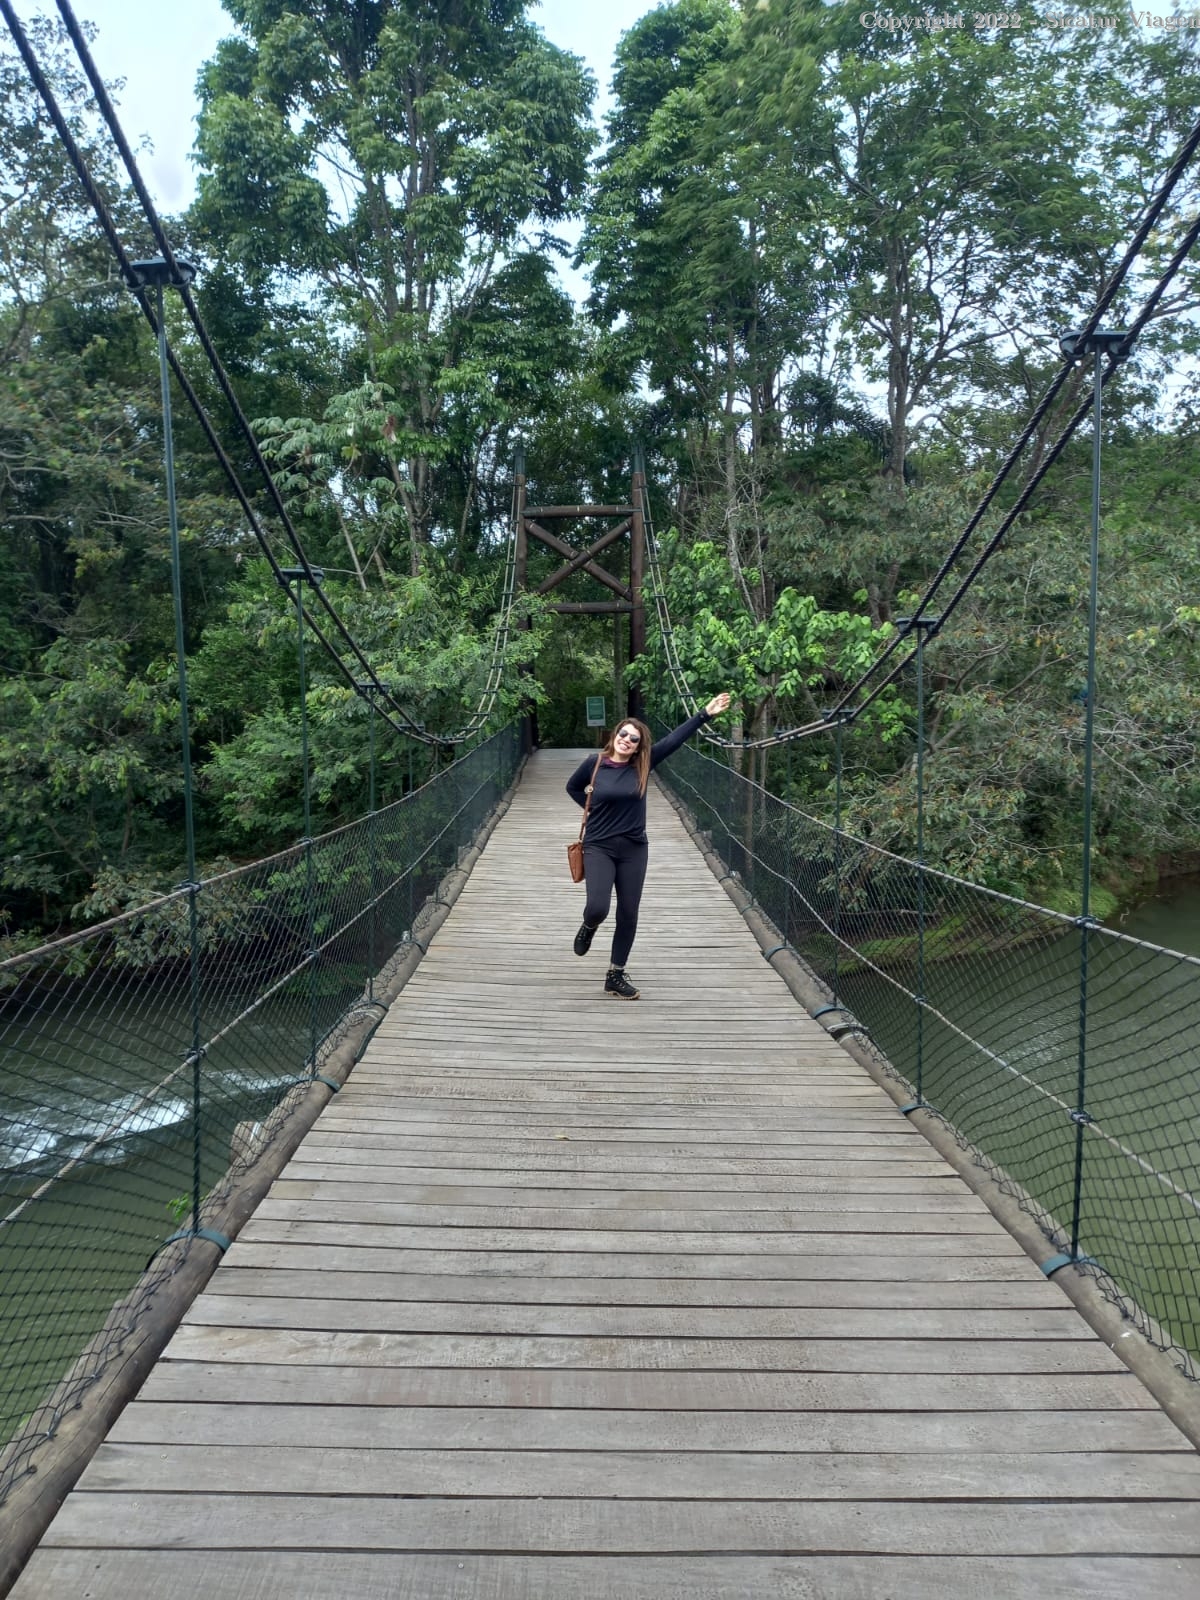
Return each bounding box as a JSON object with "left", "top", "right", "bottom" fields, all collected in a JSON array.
[
  {"left": 234, "top": 1219, "right": 1030, "bottom": 1255},
  {"left": 247, "top": 1200, "right": 1010, "bottom": 1234},
  {"left": 76, "top": 1443, "right": 1200, "bottom": 1500},
  {"left": 263, "top": 1180, "right": 990, "bottom": 1214},
  {"left": 108, "top": 1401, "right": 1192, "bottom": 1453},
  {"left": 300, "top": 1121, "right": 932, "bottom": 1145},
  {"left": 312, "top": 1111, "right": 913, "bottom": 1133},
  {"left": 292, "top": 1139, "right": 951, "bottom": 1170},
  {"left": 278, "top": 1161, "right": 966, "bottom": 1191},
  {"left": 35, "top": 1495, "right": 1200, "bottom": 1555},
  {"left": 16, "top": 1551, "right": 1200, "bottom": 1600},
  {"left": 524, "top": 505, "right": 634, "bottom": 516},
  {"left": 179, "top": 1295, "right": 1083, "bottom": 1343},
  {"left": 318, "top": 1099, "right": 917, "bottom": 1117},
  {"left": 134, "top": 1361, "right": 1159, "bottom": 1412},
  {"left": 292, "top": 1157, "right": 958, "bottom": 1182},
  {"left": 305, "top": 1124, "right": 924, "bottom": 1148},
  {"left": 213, "top": 1243, "right": 1048, "bottom": 1281},
  {"left": 202, "top": 1265, "right": 1075, "bottom": 1309},
  {"left": 159, "top": 1324, "right": 1126, "bottom": 1373}
]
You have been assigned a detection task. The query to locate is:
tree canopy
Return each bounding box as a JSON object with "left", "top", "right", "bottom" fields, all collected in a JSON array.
[{"left": 2, "top": 2, "right": 1200, "bottom": 939}]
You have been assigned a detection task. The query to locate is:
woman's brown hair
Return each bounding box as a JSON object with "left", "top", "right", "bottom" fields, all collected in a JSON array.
[{"left": 604, "top": 717, "right": 652, "bottom": 795}]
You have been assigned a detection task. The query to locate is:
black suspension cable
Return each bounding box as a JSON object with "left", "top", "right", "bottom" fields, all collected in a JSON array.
[
  {"left": 843, "top": 202, "right": 1200, "bottom": 726},
  {"left": 0, "top": 0, "right": 441, "bottom": 742},
  {"left": 858, "top": 109, "right": 1200, "bottom": 674},
  {"left": 643, "top": 113, "right": 1200, "bottom": 749},
  {"left": 48, "top": 0, "right": 463, "bottom": 741}
]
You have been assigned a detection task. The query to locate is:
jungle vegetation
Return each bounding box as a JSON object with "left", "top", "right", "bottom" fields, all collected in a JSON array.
[{"left": 2, "top": 1, "right": 1199, "bottom": 940}]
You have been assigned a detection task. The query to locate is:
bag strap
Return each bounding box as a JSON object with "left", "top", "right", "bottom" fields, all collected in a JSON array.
[{"left": 578, "top": 752, "right": 604, "bottom": 842}]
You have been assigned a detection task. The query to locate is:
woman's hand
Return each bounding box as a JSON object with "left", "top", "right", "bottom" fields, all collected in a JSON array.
[{"left": 705, "top": 692, "right": 732, "bottom": 717}]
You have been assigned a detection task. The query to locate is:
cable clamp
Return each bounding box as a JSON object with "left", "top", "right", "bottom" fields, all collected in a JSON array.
[
  {"left": 829, "top": 1021, "right": 871, "bottom": 1043},
  {"left": 147, "top": 1226, "right": 231, "bottom": 1268},
  {"left": 1069, "top": 1109, "right": 1094, "bottom": 1127},
  {"left": 1074, "top": 914, "right": 1101, "bottom": 930},
  {"left": 1041, "top": 1251, "right": 1097, "bottom": 1277},
  {"left": 193, "top": 1227, "right": 232, "bottom": 1252},
  {"left": 174, "top": 879, "right": 203, "bottom": 894}
]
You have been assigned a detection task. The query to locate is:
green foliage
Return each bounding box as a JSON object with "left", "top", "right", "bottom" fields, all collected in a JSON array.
[
  {"left": 633, "top": 532, "right": 900, "bottom": 746},
  {"left": 0, "top": 637, "right": 185, "bottom": 915},
  {"left": 193, "top": 558, "right": 545, "bottom": 844},
  {"left": 834, "top": 506, "right": 1200, "bottom": 897}
]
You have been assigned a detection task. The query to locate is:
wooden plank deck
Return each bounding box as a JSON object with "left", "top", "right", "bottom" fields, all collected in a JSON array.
[{"left": 12, "top": 750, "right": 1200, "bottom": 1598}]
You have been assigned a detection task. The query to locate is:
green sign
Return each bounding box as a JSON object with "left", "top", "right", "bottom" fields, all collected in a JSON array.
[{"left": 585, "top": 696, "right": 606, "bottom": 727}]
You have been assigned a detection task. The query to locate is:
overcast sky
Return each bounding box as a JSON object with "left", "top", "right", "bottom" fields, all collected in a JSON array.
[{"left": 57, "top": 0, "right": 658, "bottom": 212}]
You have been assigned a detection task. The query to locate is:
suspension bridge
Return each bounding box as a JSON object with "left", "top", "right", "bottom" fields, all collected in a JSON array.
[
  {"left": 2, "top": 0, "right": 1200, "bottom": 1592},
  {"left": 3, "top": 746, "right": 1199, "bottom": 1598}
]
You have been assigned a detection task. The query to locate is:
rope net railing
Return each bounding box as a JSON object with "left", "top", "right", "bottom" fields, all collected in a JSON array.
[
  {"left": 654, "top": 737, "right": 1200, "bottom": 1377},
  {"left": 0, "top": 722, "right": 522, "bottom": 1501}
]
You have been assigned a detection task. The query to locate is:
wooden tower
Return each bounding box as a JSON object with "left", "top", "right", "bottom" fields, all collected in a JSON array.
[{"left": 513, "top": 450, "right": 647, "bottom": 734}]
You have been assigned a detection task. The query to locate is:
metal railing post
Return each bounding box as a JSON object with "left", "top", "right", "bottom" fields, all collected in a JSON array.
[
  {"left": 280, "top": 565, "right": 325, "bottom": 1075},
  {"left": 897, "top": 615, "right": 940, "bottom": 1106},
  {"left": 822, "top": 709, "right": 852, "bottom": 1009},
  {"left": 129, "top": 257, "right": 204, "bottom": 1232},
  {"left": 362, "top": 682, "right": 378, "bottom": 1004},
  {"left": 1055, "top": 325, "right": 1129, "bottom": 1262}
]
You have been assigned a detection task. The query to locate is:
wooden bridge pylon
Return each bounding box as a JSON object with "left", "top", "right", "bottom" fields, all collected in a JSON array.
[{"left": 513, "top": 448, "right": 647, "bottom": 726}]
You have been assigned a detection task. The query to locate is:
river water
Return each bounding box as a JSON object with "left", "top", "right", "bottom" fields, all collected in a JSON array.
[{"left": 1111, "top": 874, "right": 1200, "bottom": 957}]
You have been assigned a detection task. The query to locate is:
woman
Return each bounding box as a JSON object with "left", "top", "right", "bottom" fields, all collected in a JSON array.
[{"left": 566, "top": 693, "right": 732, "bottom": 999}]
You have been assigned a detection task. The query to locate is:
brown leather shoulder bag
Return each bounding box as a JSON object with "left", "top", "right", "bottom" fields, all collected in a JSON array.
[{"left": 567, "top": 753, "right": 604, "bottom": 882}]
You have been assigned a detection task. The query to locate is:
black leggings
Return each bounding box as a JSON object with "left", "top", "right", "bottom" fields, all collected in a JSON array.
[{"left": 582, "top": 835, "right": 649, "bottom": 969}]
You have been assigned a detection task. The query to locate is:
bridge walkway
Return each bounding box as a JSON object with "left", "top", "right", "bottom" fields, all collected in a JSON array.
[{"left": 11, "top": 750, "right": 1200, "bottom": 1597}]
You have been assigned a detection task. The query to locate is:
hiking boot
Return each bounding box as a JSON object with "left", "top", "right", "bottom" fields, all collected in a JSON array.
[
  {"left": 604, "top": 966, "right": 640, "bottom": 1000},
  {"left": 573, "top": 921, "right": 598, "bottom": 956}
]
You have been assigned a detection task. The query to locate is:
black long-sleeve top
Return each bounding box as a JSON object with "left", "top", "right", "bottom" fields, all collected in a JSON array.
[{"left": 566, "top": 710, "right": 711, "bottom": 846}]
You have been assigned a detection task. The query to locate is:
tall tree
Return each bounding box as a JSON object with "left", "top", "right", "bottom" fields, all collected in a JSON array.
[
  {"left": 191, "top": 0, "right": 594, "bottom": 564},
  {"left": 584, "top": 0, "right": 833, "bottom": 504}
]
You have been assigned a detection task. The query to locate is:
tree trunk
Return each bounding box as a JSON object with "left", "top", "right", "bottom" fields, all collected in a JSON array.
[{"left": 336, "top": 506, "right": 368, "bottom": 591}]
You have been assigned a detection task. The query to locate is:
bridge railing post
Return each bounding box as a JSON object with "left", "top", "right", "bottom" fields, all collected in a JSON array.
[
  {"left": 822, "top": 708, "right": 853, "bottom": 1012},
  {"left": 363, "top": 682, "right": 378, "bottom": 1004},
  {"left": 1058, "top": 324, "right": 1129, "bottom": 1262},
  {"left": 279, "top": 565, "right": 325, "bottom": 1077},
  {"left": 896, "top": 615, "right": 941, "bottom": 1108},
  {"left": 130, "top": 257, "right": 206, "bottom": 1234}
]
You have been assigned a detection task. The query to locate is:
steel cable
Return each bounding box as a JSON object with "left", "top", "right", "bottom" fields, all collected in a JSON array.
[
  {"left": 2, "top": 0, "right": 519, "bottom": 745},
  {"left": 643, "top": 111, "right": 1200, "bottom": 749},
  {"left": 54, "top": 0, "right": 520, "bottom": 744}
]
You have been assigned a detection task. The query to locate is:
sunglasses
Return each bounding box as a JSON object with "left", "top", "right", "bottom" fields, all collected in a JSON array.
[{"left": 615, "top": 729, "right": 641, "bottom": 744}]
